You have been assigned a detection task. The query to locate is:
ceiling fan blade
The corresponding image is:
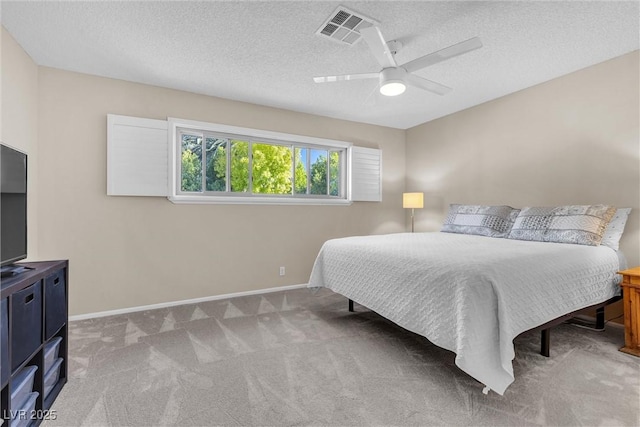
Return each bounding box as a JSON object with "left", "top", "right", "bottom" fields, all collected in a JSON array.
[
  {"left": 402, "top": 37, "right": 482, "bottom": 74},
  {"left": 313, "top": 73, "right": 379, "bottom": 83},
  {"left": 359, "top": 26, "right": 397, "bottom": 68},
  {"left": 405, "top": 74, "right": 452, "bottom": 96}
]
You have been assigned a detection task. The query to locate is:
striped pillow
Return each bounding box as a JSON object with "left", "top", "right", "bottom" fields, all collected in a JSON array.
[
  {"left": 508, "top": 205, "right": 616, "bottom": 246},
  {"left": 441, "top": 204, "right": 520, "bottom": 238}
]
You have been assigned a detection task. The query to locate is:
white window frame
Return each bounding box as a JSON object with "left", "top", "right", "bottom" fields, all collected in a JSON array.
[{"left": 168, "top": 118, "right": 353, "bottom": 205}]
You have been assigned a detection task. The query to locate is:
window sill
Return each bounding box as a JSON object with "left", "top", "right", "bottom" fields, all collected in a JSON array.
[{"left": 167, "top": 195, "right": 353, "bottom": 206}]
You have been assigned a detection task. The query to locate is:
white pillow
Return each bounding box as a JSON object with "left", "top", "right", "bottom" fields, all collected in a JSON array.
[{"left": 600, "top": 208, "right": 631, "bottom": 251}]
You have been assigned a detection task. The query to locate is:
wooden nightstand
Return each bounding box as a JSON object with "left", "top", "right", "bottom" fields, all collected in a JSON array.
[{"left": 618, "top": 267, "right": 640, "bottom": 357}]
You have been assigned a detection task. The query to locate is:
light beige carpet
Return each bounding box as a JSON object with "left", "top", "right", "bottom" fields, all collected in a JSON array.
[{"left": 45, "top": 287, "right": 639, "bottom": 426}]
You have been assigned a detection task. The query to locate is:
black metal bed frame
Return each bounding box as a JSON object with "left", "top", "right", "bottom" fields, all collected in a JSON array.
[{"left": 347, "top": 295, "right": 621, "bottom": 357}]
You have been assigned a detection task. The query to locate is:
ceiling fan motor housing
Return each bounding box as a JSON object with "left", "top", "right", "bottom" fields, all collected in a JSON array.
[{"left": 380, "top": 67, "right": 407, "bottom": 82}]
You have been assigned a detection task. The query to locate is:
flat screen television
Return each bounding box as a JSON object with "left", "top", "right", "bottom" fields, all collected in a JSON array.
[{"left": 1, "top": 143, "right": 28, "bottom": 272}]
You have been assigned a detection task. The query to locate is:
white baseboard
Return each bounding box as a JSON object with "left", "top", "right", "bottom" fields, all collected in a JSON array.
[
  {"left": 606, "top": 321, "right": 624, "bottom": 329},
  {"left": 570, "top": 314, "right": 624, "bottom": 329},
  {"left": 69, "top": 283, "right": 309, "bottom": 321}
]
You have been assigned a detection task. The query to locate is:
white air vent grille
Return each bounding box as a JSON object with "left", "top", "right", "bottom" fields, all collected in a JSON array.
[
  {"left": 331, "top": 10, "right": 350, "bottom": 25},
  {"left": 320, "top": 23, "right": 339, "bottom": 36},
  {"left": 343, "top": 15, "right": 362, "bottom": 30},
  {"left": 316, "top": 6, "right": 378, "bottom": 46}
]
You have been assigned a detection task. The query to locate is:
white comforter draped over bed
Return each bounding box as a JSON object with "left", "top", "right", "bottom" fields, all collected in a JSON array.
[{"left": 307, "top": 232, "right": 621, "bottom": 395}]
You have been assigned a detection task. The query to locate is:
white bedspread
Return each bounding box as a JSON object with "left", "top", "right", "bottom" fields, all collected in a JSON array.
[{"left": 307, "top": 232, "right": 621, "bottom": 395}]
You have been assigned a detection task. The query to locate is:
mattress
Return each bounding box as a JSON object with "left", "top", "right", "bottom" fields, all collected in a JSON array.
[{"left": 307, "top": 232, "right": 622, "bottom": 395}]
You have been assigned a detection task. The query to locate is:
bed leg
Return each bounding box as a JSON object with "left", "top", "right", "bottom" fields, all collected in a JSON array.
[
  {"left": 595, "top": 307, "right": 605, "bottom": 330},
  {"left": 348, "top": 299, "right": 354, "bottom": 312},
  {"left": 541, "top": 328, "right": 550, "bottom": 357}
]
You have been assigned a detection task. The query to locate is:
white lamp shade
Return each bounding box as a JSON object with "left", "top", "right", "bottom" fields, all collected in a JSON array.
[{"left": 403, "top": 192, "right": 424, "bottom": 209}]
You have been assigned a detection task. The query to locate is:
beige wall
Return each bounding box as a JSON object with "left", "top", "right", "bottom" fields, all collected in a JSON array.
[
  {"left": 406, "top": 50, "right": 640, "bottom": 321},
  {"left": 1, "top": 27, "right": 39, "bottom": 260},
  {"left": 36, "top": 67, "right": 406, "bottom": 315}
]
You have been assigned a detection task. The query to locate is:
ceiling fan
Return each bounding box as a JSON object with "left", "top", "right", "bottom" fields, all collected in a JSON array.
[{"left": 314, "top": 26, "right": 482, "bottom": 97}]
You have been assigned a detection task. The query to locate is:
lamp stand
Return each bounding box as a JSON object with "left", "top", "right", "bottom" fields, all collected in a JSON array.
[{"left": 411, "top": 208, "right": 415, "bottom": 233}]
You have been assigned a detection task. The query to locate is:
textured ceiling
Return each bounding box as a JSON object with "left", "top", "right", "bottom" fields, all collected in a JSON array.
[{"left": 2, "top": 1, "right": 638, "bottom": 129}]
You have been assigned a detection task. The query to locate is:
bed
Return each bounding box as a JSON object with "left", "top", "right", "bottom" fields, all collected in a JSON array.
[{"left": 307, "top": 231, "right": 625, "bottom": 395}]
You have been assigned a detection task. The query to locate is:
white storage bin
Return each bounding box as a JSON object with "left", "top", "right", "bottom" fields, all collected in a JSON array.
[
  {"left": 11, "top": 391, "right": 38, "bottom": 427},
  {"left": 44, "top": 336, "right": 62, "bottom": 373},
  {"left": 44, "top": 357, "right": 63, "bottom": 398},
  {"left": 10, "top": 365, "right": 37, "bottom": 410}
]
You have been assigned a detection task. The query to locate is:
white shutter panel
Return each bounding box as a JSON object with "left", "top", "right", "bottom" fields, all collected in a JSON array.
[
  {"left": 107, "top": 114, "right": 168, "bottom": 196},
  {"left": 350, "top": 146, "right": 382, "bottom": 202}
]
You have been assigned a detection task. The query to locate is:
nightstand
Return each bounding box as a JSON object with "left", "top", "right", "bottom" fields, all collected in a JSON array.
[{"left": 618, "top": 267, "right": 640, "bottom": 357}]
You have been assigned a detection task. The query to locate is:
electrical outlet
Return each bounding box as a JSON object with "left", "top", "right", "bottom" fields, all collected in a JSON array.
[{"left": 279, "top": 266, "right": 285, "bottom": 276}]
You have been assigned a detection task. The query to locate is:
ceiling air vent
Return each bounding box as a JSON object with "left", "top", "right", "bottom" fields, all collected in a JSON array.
[{"left": 315, "top": 6, "right": 378, "bottom": 46}]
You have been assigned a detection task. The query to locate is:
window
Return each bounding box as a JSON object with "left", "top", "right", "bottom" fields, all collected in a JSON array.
[
  {"left": 106, "top": 115, "right": 382, "bottom": 204},
  {"left": 170, "top": 118, "right": 351, "bottom": 204}
]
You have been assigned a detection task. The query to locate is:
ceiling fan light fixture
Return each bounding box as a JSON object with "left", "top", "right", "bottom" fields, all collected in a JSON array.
[
  {"left": 379, "top": 67, "right": 407, "bottom": 96},
  {"left": 380, "top": 80, "right": 406, "bottom": 96}
]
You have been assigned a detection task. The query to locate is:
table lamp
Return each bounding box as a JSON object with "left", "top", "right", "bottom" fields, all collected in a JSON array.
[{"left": 403, "top": 192, "right": 424, "bottom": 232}]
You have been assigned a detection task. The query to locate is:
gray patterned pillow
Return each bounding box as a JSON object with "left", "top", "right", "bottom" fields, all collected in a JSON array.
[
  {"left": 441, "top": 205, "right": 520, "bottom": 238},
  {"left": 508, "top": 205, "right": 616, "bottom": 246}
]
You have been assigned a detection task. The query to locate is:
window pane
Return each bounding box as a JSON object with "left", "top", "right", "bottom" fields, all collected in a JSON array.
[
  {"left": 181, "top": 134, "right": 202, "bottom": 192},
  {"left": 205, "top": 137, "right": 227, "bottom": 191},
  {"left": 176, "top": 126, "right": 349, "bottom": 202},
  {"left": 230, "top": 140, "right": 249, "bottom": 192},
  {"left": 310, "top": 149, "right": 328, "bottom": 195},
  {"left": 252, "top": 143, "right": 292, "bottom": 195},
  {"left": 294, "top": 147, "right": 308, "bottom": 194},
  {"left": 329, "top": 151, "right": 341, "bottom": 196}
]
